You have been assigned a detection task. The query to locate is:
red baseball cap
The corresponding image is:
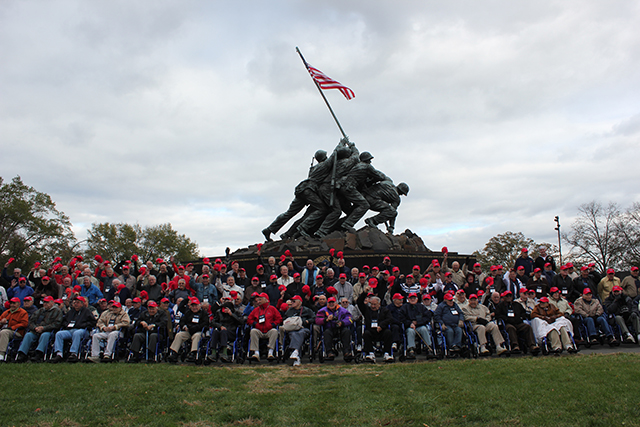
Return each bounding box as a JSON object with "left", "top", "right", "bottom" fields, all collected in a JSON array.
[
  {"left": 256, "top": 264, "right": 264, "bottom": 270},
  {"left": 75, "top": 296, "right": 86, "bottom": 303},
  {"left": 612, "top": 285, "right": 623, "bottom": 292},
  {"left": 583, "top": 288, "right": 592, "bottom": 295},
  {"left": 42, "top": 296, "right": 54, "bottom": 302},
  {"left": 469, "top": 294, "right": 478, "bottom": 299},
  {"left": 112, "top": 301, "right": 122, "bottom": 308},
  {"left": 327, "top": 297, "right": 337, "bottom": 303},
  {"left": 259, "top": 292, "right": 269, "bottom": 299},
  {"left": 473, "top": 263, "right": 481, "bottom": 268},
  {"left": 293, "top": 272, "right": 300, "bottom": 278},
  {"left": 189, "top": 297, "right": 200, "bottom": 305},
  {"left": 422, "top": 294, "right": 432, "bottom": 300},
  {"left": 24, "top": 296, "right": 33, "bottom": 302},
  {"left": 443, "top": 293, "right": 454, "bottom": 300},
  {"left": 534, "top": 268, "right": 541, "bottom": 273},
  {"left": 413, "top": 265, "right": 421, "bottom": 270},
  {"left": 408, "top": 292, "right": 418, "bottom": 298},
  {"left": 148, "top": 301, "right": 158, "bottom": 307},
  {"left": 517, "top": 266, "right": 525, "bottom": 271},
  {"left": 631, "top": 266, "right": 639, "bottom": 272},
  {"left": 270, "top": 274, "right": 278, "bottom": 281},
  {"left": 339, "top": 273, "right": 347, "bottom": 279},
  {"left": 10, "top": 297, "right": 21, "bottom": 303},
  {"left": 161, "top": 298, "right": 170, "bottom": 303},
  {"left": 371, "top": 266, "right": 379, "bottom": 271},
  {"left": 456, "top": 289, "right": 465, "bottom": 294},
  {"left": 359, "top": 272, "right": 366, "bottom": 278},
  {"left": 291, "top": 295, "right": 302, "bottom": 302},
  {"left": 444, "top": 272, "right": 452, "bottom": 277},
  {"left": 580, "top": 266, "right": 588, "bottom": 271},
  {"left": 278, "top": 285, "right": 286, "bottom": 291},
  {"left": 539, "top": 297, "right": 549, "bottom": 303},
  {"left": 521, "top": 248, "right": 528, "bottom": 252},
  {"left": 607, "top": 268, "right": 615, "bottom": 275},
  {"left": 490, "top": 265, "right": 497, "bottom": 271},
  {"left": 383, "top": 256, "right": 391, "bottom": 261},
  {"left": 392, "top": 266, "right": 400, "bottom": 272},
  {"left": 229, "top": 291, "right": 239, "bottom": 298},
  {"left": 280, "top": 303, "right": 290, "bottom": 311},
  {"left": 251, "top": 276, "right": 259, "bottom": 281},
  {"left": 133, "top": 297, "right": 142, "bottom": 303},
  {"left": 392, "top": 293, "right": 403, "bottom": 300},
  {"left": 501, "top": 291, "right": 513, "bottom": 297},
  {"left": 550, "top": 287, "right": 559, "bottom": 293}
]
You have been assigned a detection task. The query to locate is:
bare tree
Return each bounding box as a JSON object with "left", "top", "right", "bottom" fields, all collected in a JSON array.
[
  {"left": 617, "top": 202, "right": 640, "bottom": 266},
  {"left": 563, "top": 201, "right": 625, "bottom": 271}
]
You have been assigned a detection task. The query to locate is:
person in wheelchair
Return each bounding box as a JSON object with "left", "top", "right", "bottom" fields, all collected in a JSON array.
[
  {"left": 434, "top": 292, "right": 465, "bottom": 353},
  {"left": 282, "top": 295, "right": 315, "bottom": 366},
  {"left": 247, "top": 293, "right": 282, "bottom": 362},
  {"left": 604, "top": 285, "right": 640, "bottom": 344},
  {"left": 207, "top": 300, "right": 244, "bottom": 363},
  {"left": 357, "top": 291, "right": 394, "bottom": 363},
  {"left": 574, "top": 288, "right": 617, "bottom": 345},
  {"left": 400, "top": 292, "right": 434, "bottom": 358},
  {"left": 462, "top": 294, "right": 507, "bottom": 356},
  {"left": 530, "top": 297, "right": 576, "bottom": 353},
  {"left": 0, "top": 297, "right": 29, "bottom": 361},
  {"left": 386, "top": 293, "right": 406, "bottom": 353},
  {"left": 88, "top": 301, "right": 130, "bottom": 362},
  {"left": 167, "top": 297, "right": 209, "bottom": 363},
  {"left": 50, "top": 296, "right": 97, "bottom": 363},
  {"left": 128, "top": 301, "right": 168, "bottom": 362},
  {"left": 16, "top": 296, "right": 63, "bottom": 363},
  {"left": 316, "top": 296, "right": 354, "bottom": 361},
  {"left": 495, "top": 291, "right": 539, "bottom": 355}
]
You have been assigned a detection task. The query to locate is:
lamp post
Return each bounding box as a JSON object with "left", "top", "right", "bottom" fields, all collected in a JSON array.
[{"left": 554, "top": 216, "right": 562, "bottom": 266}]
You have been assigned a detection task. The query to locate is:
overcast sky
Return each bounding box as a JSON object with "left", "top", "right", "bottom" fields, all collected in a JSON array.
[{"left": 2, "top": 1, "right": 639, "bottom": 258}]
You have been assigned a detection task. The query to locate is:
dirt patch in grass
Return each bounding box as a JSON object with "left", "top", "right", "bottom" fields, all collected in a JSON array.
[{"left": 245, "top": 371, "right": 299, "bottom": 394}]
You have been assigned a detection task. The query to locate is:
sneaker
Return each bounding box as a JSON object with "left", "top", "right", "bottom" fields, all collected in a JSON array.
[
  {"left": 511, "top": 346, "right": 522, "bottom": 354},
  {"left": 589, "top": 336, "right": 599, "bottom": 344},
  {"left": 67, "top": 353, "right": 79, "bottom": 363},
  {"left": 288, "top": 349, "right": 300, "bottom": 366},
  {"left": 479, "top": 344, "right": 489, "bottom": 355},
  {"left": 383, "top": 352, "right": 394, "bottom": 363},
  {"left": 567, "top": 346, "right": 578, "bottom": 354},
  {"left": 496, "top": 345, "right": 508, "bottom": 355},
  {"left": 100, "top": 355, "right": 112, "bottom": 363},
  {"left": 365, "top": 352, "right": 375, "bottom": 363},
  {"left": 624, "top": 333, "right": 635, "bottom": 344},
  {"left": 87, "top": 356, "right": 101, "bottom": 363},
  {"left": 356, "top": 344, "right": 362, "bottom": 352},
  {"left": 249, "top": 352, "right": 260, "bottom": 362},
  {"left": 49, "top": 354, "right": 63, "bottom": 364},
  {"left": 407, "top": 348, "right": 416, "bottom": 359},
  {"left": 530, "top": 345, "right": 541, "bottom": 356},
  {"left": 267, "top": 350, "right": 275, "bottom": 361},
  {"left": 0, "top": 354, "right": 5, "bottom": 362},
  {"left": 293, "top": 359, "right": 301, "bottom": 367}
]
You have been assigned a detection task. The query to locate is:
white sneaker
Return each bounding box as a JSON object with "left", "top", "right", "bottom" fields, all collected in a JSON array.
[
  {"left": 356, "top": 344, "right": 362, "bottom": 352},
  {"left": 289, "top": 349, "right": 299, "bottom": 360},
  {"left": 365, "top": 352, "right": 375, "bottom": 362},
  {"left": 384, "top": 352, "right": 394, "bottom": 362},
  {"left": 479, "top": 344, "right": 489, "bottom": 355},
  {"left": 0, "top": 354, "right": 5, "bottom": 362},
  {"left": 392, "top": 343, "right": 398, "bottom": 351},
  {"left": 496, "top": 345, "right": 507, "bottom": 355},
  {"left": 293, "top": 359, "right": 301, "bottom": 367}
]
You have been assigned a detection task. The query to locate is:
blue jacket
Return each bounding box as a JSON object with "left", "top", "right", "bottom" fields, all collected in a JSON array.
[
  {"left": 80, "top": 284, "right": 104, "bottom": 306},
  {"left": 434, "top": 301, "right": 464, "bottom": 327},
  {"left": 7, "top": 285, "right": 34, "bottom": 305}
]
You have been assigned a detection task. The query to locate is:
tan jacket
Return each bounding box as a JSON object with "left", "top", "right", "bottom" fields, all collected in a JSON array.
[
  {"left": 598, "top": 277, "right": 620, "bottom": 301},
  {"left": 97, "top": 308, "right": 130, "bottom": 331},
  {"left": 573, "top": 296, "right": 604, "bottom": 318},
  {"left": 549, "top": 297, "right": 572, "bottom": 316},
  {"left": 620, "top": 276, "right": 638, "bottom": 299},
  {"left": 462, "top": 303, "right": 491, "bottom": 324}
]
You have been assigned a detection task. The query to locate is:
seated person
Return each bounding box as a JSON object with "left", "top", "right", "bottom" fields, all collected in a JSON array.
[
  {"left": 604, "top": 285, "right": 640, "bottom": 344},
  {"left": 315, "top": 296, "right": 353, "bottom": 361},
  {"left": 0, "top": 297, "right": 29, "bottom": 361},
  {"left": 385, "top": 293, "right": 405, "bottom": 353},
  {"left": 128, "top": 300, "right": 169, "bottom": 362},
  {"left": 495, "top": 291, "right": 539, "bottom": 354},
  {"left": 530, "top": 297, "right": 576, "bottom": 353},
  {"left": 246, "top": 293, "right": 282, "bottom": 362},
  {"left": 434, "top": 292, "right": 464, "bottom": 353},
  {"left": 282, "top": 295, "right": 315, "bottom": 366},
  {"left": 167, "top": 297, "right": 209, "bottom": 363},
  {"left": 51, "top": 296, "right": 97, "bottom": 363},
  {"left": 574, "top": 288, "right": 617, "bottom": 345},
  {"left": 462, "top": 294, "right": 507, "bottom": 356},
  {"left": 88, "top": 301, "right": 130, "bottom": 362},
  {"left": 207, "top": 300, "right": 244, "bottom": 363},
  {"left": 399, "top": 292, "right": 434, "bottom": 358},
  {"left": 357, "top": 291, "right": 393, "bottom": 363},
  {"left": 16, "top": 296, "right": 63, "bottom": 363}
]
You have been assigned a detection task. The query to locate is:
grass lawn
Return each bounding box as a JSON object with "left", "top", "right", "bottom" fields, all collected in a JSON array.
[{"left": 1, "top": 352, "right": 639, "bottom": 427}]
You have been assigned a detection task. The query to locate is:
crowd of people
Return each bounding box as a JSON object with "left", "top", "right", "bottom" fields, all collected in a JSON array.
[{"left": 1, "top": 245, "right": 639, "bottom": 365}]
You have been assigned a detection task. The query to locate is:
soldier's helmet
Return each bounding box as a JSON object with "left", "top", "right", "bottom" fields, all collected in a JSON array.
[
  {"left": 315, "top": 150, "right": 328, "bottom": 162},
  {"left": 336, "top": 147, "right": 351, "bottom": 159},
  {"left": 397, "top": 182, "right": 409, "bottom": 196},
  {"left": 359, "top": 152, "right": 374, "bottom": 162}
]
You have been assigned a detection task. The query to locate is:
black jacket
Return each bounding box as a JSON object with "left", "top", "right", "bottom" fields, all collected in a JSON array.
[
  {"left": 356, "top": 292, "right": 392, "bottom": 330},
  {"left": 495, "top": 300, "right": 528, "bottom": 326},
  {"left": 62, "top": 307, "right": 96, "bottom": 330}
]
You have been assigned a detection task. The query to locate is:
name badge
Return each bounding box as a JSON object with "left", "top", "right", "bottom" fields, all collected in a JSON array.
[
  {"left": 371, "top": 320, "right": 378, "bottom": 328},
  {"left": 507, "top": 311, "right": 515, "bottom": 317},
  {"left": 109, "top": 319, "right": 115, "bottom": 326},
  {"left": 105, "top": 286, "right": 111, "bottom": 293},
  {"left": 562, "top": 289, "right": 568, "bottom": 295},
  {"left": 68, "top": 321, "right": 75, "bottom": 328},
  {"left": 489, "top": 287, "right": 494, "bottom": 293},
  {"left": 192, "top": 315, "right": 199, "bottom": 323},
  {"left": 203, "top": 297, "right": 209, "bottom": 303},
  {"left": 259, "top": 314, "right": 265, "bottom": 324},
  {"left": 261, "top": 284, "right": 266, "bottom": 289},
  {"left": 537, "top": 287, "right": 542, "bottom": 293},
  {"left": 451, "top": 310, "right": 458, "bottom": 315}
]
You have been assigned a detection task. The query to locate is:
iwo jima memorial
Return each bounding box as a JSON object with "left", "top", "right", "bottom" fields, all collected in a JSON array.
[{"left": 208, "top": 48, "right": 473, "bottom": 271}]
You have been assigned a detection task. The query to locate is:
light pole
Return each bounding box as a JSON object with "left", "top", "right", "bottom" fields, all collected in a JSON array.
[{"left": 554, "top": 216, "right": 562, "bottom": 266}]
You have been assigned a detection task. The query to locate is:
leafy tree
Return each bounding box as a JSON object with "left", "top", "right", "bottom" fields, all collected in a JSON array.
[
  {"left": 563, "top": 201, "right": 625, "bottom": 271},
  {"left": 85, "top": 222, "right": 200, "bottom": 264},
  {"left": 475, "top": 231, "right": 535, "bottom": 271},
  {"left": 0, "top": 176, "right": 76, "bottom": 271}
]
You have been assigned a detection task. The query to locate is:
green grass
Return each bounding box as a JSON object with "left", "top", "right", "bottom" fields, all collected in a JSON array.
[{"left": 1, "top": 353, "right": 640, "bottom": 426}]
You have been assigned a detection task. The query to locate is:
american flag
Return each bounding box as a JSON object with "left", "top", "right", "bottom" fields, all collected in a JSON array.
[{"left": 305, "top": 63, "right": 355, "bottom": 100}]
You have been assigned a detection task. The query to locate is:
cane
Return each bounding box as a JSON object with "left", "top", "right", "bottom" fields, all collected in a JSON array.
[{"left": 415, "top": 326, "right": 433, "bottom": 353}]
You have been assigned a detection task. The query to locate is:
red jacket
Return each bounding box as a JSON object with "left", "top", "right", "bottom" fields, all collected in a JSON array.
[
  {"left": 247, "top": 302, "right": 282, "bottom": 333},
  {"left": 0, "top": 308, "right": 29, "bottom": 332}
]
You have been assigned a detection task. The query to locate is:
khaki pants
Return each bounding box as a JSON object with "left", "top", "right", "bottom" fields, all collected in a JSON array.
[
  {"left": 0, "top": 329, "right": 21, "bottom": 355},
  {"left": 170, "top": 331, "right": 202, "bottom": 353},
  {"left": 473, "top": 322, "right": 504, "bottom": 346},
  {"left": 249, "top": 328, "right": 277, "bottom": 352},
  {"left": 548, "top": 328, "right": 572, "bottom": 351}
]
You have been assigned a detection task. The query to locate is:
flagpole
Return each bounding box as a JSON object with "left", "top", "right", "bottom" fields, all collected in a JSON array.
[{"left": 296, "top": 47, "right": 347, "bottom": 139}]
